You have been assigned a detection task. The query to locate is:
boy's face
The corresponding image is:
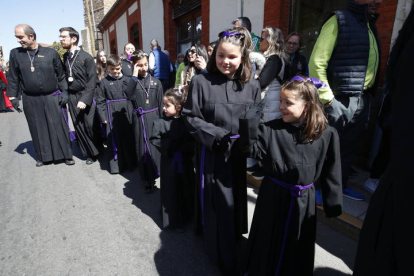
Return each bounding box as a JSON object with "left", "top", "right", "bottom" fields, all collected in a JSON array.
[
  {"left": 135, "top": 57, "right": 148, "bottom": 77},
  {"left": 107, "top": 65, "right": 122, "bottom": 77}
]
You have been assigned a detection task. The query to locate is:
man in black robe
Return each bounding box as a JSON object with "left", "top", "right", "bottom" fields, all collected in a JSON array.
[
  {"left": 6, "top": 24, "right": 74, "bottom": 167},
  {"left": 353, "top": 7, "right": 414, "bottom": 276},
  {"left": 59, "top": 27, "right": 100, "bottom": 164}
]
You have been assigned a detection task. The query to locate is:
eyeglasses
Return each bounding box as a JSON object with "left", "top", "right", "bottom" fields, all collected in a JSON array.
[
  {"left": 59, "top": 35, "right": 69, "bottom": 39},
  {"left": 287, "top": 42, "right": 299, "bottom": 47},
  {"left": 189, "top": 50, "right": 196, "bottom": 54}
]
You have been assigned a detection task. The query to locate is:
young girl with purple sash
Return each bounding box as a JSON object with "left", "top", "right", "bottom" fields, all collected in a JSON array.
[{"left": 240, "top": 77, "right": 343, "bottom": 276}]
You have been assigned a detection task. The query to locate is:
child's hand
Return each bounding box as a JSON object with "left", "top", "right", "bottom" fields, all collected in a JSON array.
[
  {"left": 195, "top": 56, "right": 206, "bottom": 70},
  {"left": 102, "top": 121, "right": 107, "bottom": 124}
]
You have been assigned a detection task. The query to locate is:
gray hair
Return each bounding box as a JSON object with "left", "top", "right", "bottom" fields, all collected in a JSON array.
[{"left": 262, "top": 27, "right": 287, "bottom": 62}]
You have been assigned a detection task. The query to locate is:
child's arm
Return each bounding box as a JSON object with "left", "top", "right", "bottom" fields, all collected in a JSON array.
[
  {"left": 182, "top": 77, "right": 230, "bottom": 151},
  {"left": 95, "top": 81, "right": 108, "bottom": 124},
  {"left": 150, "top": 120, "right": 170, "bottom": 156},
  {"left": 320, "top": 128, "right": 343, "bottom": 218}
]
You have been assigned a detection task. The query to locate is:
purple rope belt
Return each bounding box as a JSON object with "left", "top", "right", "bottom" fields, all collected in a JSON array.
[
  {"left": 171, "top": 150, "right": 183, "bottom": 173},
  {"left": 106, "top": 99, "right": 128, "bottom": 160},
  {"left": 268, "top": 176, "right": 314, "bottom": 276},
  {"left": 133, "top": 106, "right": 160, "bottom": 177},
  {"left": 52, "top": 90, "right": 76, "bottom": 141},
  {"left": 200, "top": 134, "right": 240, "bottom": 225}
]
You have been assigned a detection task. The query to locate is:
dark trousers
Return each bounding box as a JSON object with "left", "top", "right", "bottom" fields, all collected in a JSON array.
[
  {"left": 325, "top": 93, "right": 370, "bottom": 188},
  {"left": 370, "top": 129, "right": 391, "bottom": 179}
]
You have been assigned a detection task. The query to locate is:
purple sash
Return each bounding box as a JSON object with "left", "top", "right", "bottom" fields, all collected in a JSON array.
[
  {"left": 200, "top": 134, "right": 240, "bottom": 225},
  {"left": 106, "top": 99, "right": 128, "bottom": 160},
  {"left": 52, "top": 90, "right": 76, "bottom": 141},
  {"left": 133, "top": 106, "right": 160, "bottom": 177},
  {"left": 268, "top": 176, "right": 314, "bottom": 276}
]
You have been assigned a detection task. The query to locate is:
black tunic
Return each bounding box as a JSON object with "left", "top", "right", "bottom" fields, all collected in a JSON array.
[
  {"left": 96, "top": 75, "right": 136, "bottom": 173},
  {"left": 353, "top": 7, "right": 414, "bottom": 276},
  {"left": 63, "top": 49, "right": 100, "bottom": 158},
  {"left": 121, "top": 59, "right": 133, "bottom": 77},
  {"left": 125, "top": 74, "right": 163, "bottom": 182},
  {"left": 182, "top": 72, "right": 260, "bottom": 272},
  {"left": 150, "top": 116, "right": 195, "bottom": 229},
  {"left": 238, "top": 118, "right": 342, "bottom": 276},
  {"left": 6, "top": 46, "right": 73, "bottom": 162}
]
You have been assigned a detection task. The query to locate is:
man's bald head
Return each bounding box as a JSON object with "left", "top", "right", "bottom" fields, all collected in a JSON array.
[{"left": 15, "top": 24, "right": 37, "bottom": 40}]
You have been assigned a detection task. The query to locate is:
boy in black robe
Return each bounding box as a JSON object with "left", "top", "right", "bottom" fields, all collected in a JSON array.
[
  {"left": 95, "top": 54, "right": 136, "bottom": 174},
  {"left": 7, "top": 24, "right": 74, "bottom": 167},
  {"left": 125, "top": 50, "right": 163, "bottom": 192},
  {"left": 59, "top": 27, "right": 101, "bottom": 164}
]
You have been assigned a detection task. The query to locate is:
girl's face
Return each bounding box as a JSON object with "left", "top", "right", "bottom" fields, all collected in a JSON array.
[
  {"left": 188, "top": 46, "right": 197, "bottom": 62},
  {"left": 286, "top": 35, "right": 300, "bottom": 55},
  {"left": 163, "top": 97, "right": 181, "bottom": 117},
  {"left": 135, "top": 57, "right": 148, "bottom": 77},
  {"left": 107, "top": 64, "right": 122, "bottom": 77},
  {"left": 99, "top": 52, "right": 107, "bottom": 64},
  {"left": 215, "top": 42, "right": 242, "bottom": 79},
  {"left": 207, "top": 46, "right": 214, "bottom": 57},
  {"left": 279, "top": 89, "right": 307, "bottom": 125},
  {"left": 259, "top": 31, "right": 270, "bottom": 53}
]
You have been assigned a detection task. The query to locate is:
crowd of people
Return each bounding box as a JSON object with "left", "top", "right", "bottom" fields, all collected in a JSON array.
[{"left": 1, "top": 0, "right": 410, "bottom": 274}]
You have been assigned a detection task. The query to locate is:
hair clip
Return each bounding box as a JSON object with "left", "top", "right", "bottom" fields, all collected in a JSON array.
[
  {"left": 290, "top": 76, "right": 327, "bottom": 89},
  {"left": 219, "top": 31, "right": 245, "bottom": 40}
]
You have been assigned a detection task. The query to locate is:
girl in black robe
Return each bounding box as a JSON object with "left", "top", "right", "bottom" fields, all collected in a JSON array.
[
  {"left": 182, "top": 27, "right": 260, "bottom": 274},
  {"left": 150, "top": 88, "right": 195, "bottom": 230},
  {"left": 125, "top": 50, "right": 163, "bottom": 192},
  {"left": 240, "top": 77, "right": 342, "bottom": 276},
  {"left": 96, "top": 55, "right": 136, "bottom": 174}
]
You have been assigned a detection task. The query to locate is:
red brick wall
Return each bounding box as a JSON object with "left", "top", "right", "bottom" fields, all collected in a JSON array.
[
  {"left": 126, "top": 0, "right": 143, "bottom": 49},
  {"left": 164, "top": 0, "right": 177, "bottom": 63},
  {"left": 201, "top": 0, "right": 210, "bottom": 47},
  {"left": 376, "top": 0, "right": 398, "bottom": 85},
  {"left": 263, "top": 0, "right": 291, "bottom": 34}
]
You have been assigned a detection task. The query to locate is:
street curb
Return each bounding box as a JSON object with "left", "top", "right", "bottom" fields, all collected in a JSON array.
[{"left": 317, "top": 206, "right": 362, "bottom": 242}]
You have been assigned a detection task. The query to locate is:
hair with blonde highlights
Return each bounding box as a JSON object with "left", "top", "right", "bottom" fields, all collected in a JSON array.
[{"left": 281, "top": 79, "right": 328, "bottom": 141}]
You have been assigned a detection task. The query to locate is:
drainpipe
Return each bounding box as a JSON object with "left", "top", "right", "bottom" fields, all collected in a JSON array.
[{"left": 241, "top": 0, "right": 244, "bottom": 16}]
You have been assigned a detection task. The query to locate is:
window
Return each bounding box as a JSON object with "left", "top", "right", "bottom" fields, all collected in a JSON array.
[
  {"left": 130, "top": 23, "right": 140, "bottom": 50},
  {"left": 290, "top": 0, "right": 348, "bottom": 59},
  {"left": 110, "top": 40, "right": 117, "bottom": 54},
  {"left": 176, "top": 13, "right": 202, "bottom": 55}
]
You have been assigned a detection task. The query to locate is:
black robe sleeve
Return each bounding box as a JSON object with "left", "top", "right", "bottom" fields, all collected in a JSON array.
[
  {"left": 238, "top": 116, "right": 269, "bottom": 161},
  {"left": 259, "top": 55, "right": 282, "bottom": 89},
  {"left": 125, "top": 77, "right": 138, "bottom": 101},
  {"left": 95, "top": 80, "right": 107, "bottom": 123},
  {"left": 80, "top": 54, "right": 97, "bottom": 105},
  {"left": 54, "top": 51, "right": 68, "bottom": 98},
  {"left": 182, "top": 76, "right": 229, "bottom": 150},
  {"left": 6, "top": 50, "right": 19, "bottom": 98},
  {"left": 320, "top": 127, "right": 343, "bottom": 218}
]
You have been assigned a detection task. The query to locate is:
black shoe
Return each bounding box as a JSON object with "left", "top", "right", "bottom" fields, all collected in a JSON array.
[
  {"left": 36, "top": 160, "right": 44, "bottom": 167},
  {"left": 65, "top": 158, "right": 75, "bottom": 165},
  {"left": 145, "top": 182, "right": 155, "bottom": 193},
  {"left": 86, "top": 158, "right": 95, "bottom": 165}
]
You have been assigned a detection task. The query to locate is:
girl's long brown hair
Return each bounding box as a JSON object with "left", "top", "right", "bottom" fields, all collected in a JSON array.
[{"left": 281, "top": 79, "right": 328, "bottom": 142}]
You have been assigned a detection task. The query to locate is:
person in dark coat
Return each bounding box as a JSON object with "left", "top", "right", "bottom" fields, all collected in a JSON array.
[
  {"left": 240, "top": 77, "right": 342, "bottom": 276},
  {"left": 125, "top": 50, "right": 163, "bottom": 193},
  {"left": 284, "top": 32, "right": 308, "bottom": 80},
  {"left": 353, "top": 7, "right": 414, "bottom": 276},
  {"left": 121, "top": 43, "right": 135, "bottom": 77},
  {"left": 59, "top": 27, "right": 101, "bottom": 165},
  {"left": 95, "top": 54, "right": 136, "bottom": 174},
  {"left": 150, "top": 87, "right": 195, "bottom": 230},
  {"left": 7, "top": 24, "right": 74, "bottom": 167},
  {"left": 182, "top": 27, "right": 260, "bottom": 274}
]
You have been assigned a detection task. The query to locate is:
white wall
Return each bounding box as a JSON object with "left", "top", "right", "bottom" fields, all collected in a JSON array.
[
  {"left": 209, "top": 0, "right": 265, "bottom": 43},
  {"left": 140, "top": 0, "right": 165, "bottom": 53},
  {"left": 115, "top": 12, "right": 128, "bottom": 55},
  {"left": 103, "top": 30, "right": 110, "bottom": 54}
]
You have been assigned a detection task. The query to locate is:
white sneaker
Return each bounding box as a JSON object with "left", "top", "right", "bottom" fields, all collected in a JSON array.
[{"left": 364, "top": 178, "right": 380, "bottom": 194}]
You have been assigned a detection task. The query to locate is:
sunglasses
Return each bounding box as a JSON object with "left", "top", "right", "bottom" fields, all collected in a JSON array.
[{"left": 189, "top": 49, "right": 196, "bottom": 54}]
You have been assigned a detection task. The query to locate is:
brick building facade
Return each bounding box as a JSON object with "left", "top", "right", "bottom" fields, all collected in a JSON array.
[{"left": 94, "top": 0, "right": 406, "bottom": 85}]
